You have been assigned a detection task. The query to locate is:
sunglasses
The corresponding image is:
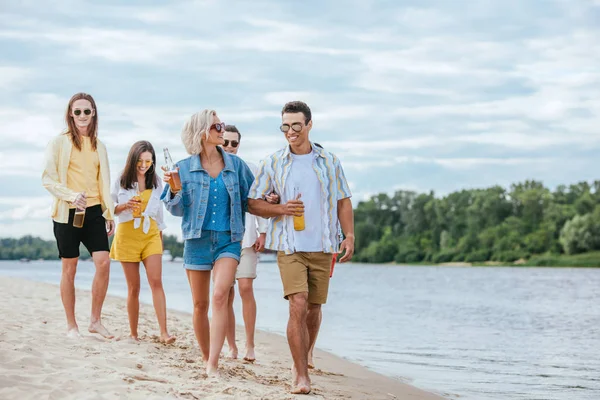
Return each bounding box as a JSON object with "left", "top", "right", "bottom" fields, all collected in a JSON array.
[
  {"left": 210, "top": 122, "right": 226, "bottom": 132},
  {"left": 136, "top": 160, "right": 153, "bottom": 166},
  {"left": 73, "top": 109, "right": 92, "bottom": 116},
  {"left": 223, "top": 140, "right": 239, "bottom": 148},
  {"left": 280, "top": 122, "right": 303, "bottom": 133}
]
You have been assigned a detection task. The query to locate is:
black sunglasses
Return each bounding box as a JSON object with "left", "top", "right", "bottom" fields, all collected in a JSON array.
[
  {"left": 210, "top": 122, "right": 226, "bottom": 132},
  {"left": 280, "top": 122, "right": 303, "bottom": 133},
  {"left": 223, "top": 139, "right": 239, "bottom": 148},
  {"left": 73, "top": 109, "right": 92, "bottom": 116}
]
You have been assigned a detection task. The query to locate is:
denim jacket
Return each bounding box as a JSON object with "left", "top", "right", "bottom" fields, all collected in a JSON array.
[{"left": 161, "top": 147, "right": 255, "bottom": 242}]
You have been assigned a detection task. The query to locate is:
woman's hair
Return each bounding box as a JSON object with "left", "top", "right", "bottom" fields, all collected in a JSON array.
[
  {"left": 64, "top": 92, "right": 99, "bottom": 151},
  {"left": 120, "top": 140, "right": 160, "bottom": 190},
  {"left": 181, "top": 109, "right": 217, "bottom": 155}
]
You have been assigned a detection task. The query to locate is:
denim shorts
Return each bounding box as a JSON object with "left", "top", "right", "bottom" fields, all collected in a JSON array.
[{"left": 183, "top": 230, "right": 241, "bottom": 271}]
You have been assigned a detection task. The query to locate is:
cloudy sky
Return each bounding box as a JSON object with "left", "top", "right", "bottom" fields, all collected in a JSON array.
[{"left": 1, "top": 0, "right": 599, "bottom": 240}]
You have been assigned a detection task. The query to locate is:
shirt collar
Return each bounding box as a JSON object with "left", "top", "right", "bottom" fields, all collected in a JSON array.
[
  {"left": 190, "top": 146, "right": 235, "bottom": 172},
  {"left": 282, "top": 141, "right": 325, "bottom": 159}
]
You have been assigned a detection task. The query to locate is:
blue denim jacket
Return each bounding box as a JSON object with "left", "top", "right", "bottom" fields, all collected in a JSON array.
[{"left": 161, "top": 147, "right": 255, "bottom": 242}]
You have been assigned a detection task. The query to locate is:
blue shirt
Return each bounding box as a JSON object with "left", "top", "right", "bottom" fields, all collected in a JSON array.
[
  {"left": 161, "top": 147, "right": 255, "bottom": 243},
  {"left": 202, "top": 173, "right": 231, "bottom": 231}
]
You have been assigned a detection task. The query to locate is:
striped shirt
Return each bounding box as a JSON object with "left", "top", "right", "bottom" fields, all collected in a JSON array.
[{"left": 249, "top": 143, "right": 351, "bottom": 254}]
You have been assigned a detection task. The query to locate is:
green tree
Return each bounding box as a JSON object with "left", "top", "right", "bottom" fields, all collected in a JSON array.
[{"left": 559, "top": 214, "right": 600, "bottom": 254}]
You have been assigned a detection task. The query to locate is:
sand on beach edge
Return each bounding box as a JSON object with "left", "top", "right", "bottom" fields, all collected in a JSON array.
[{"left": 0, "top": 276, "right": 446, "bottom": 400}]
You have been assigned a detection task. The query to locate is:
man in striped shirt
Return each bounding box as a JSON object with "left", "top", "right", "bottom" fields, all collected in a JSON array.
[{"left": 248, "top": 101, "right": 355, "bottom": 395}]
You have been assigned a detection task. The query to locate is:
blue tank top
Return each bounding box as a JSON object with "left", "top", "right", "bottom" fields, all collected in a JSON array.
[{"left": 202, "top": 172, "right": 231, "bottom": 231}]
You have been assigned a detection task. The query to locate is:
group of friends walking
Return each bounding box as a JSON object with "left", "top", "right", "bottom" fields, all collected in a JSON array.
[{"left": 42, "top": 92, "right": 354, "bottom": 394}]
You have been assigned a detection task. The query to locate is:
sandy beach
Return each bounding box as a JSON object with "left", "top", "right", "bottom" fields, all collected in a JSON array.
[{"left": 0, "top": 276, "right": 444, "bottom": 400}]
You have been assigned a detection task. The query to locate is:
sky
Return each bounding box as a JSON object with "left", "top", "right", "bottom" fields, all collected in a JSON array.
[{"left": 1, "top": 0, "right": 599, "bottom": 240}]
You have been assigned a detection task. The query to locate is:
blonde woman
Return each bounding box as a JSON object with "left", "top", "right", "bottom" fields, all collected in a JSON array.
[
  {"left": 162, "top": 109, "right": 254, "bottom": 376},
  {"left": 42, "top": 92, "right": 115, "bottom": 339},
  {"left": 110, "top": 140, "right": 175, "bottom": 344}
]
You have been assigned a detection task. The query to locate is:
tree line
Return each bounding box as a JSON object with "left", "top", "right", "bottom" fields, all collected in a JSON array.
[
  {"left": 2, "top": 180, "right": 600, "bottom": 266},
  {"left": 0, "top": 234, "right": 184, "bottom": 261},
  {"left": 353, "top": 180, "right": 600, "bottom": 265}
]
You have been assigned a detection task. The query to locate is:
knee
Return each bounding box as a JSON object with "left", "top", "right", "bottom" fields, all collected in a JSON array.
[
  {"left": 62, "top": 264, "right": 77, "bottom": 281},
  {"left": 148, "top": 278, "right": 163, "bottom": 292},
  {"left": 239, "top": 282, "right": 254, "bottom": 299},
  {"left": 193, "top": 299, "right": 209, "bottom": 315},
  {"left": 308, "top": 303, "right": 321, "bottom": 313},
  {"left": 227, "top": 287, "right": 235, "bottom": 306},
  {"left": 128, "top": 284, "right": 141, "bottom": 298},
  {"left": 95, "top": 258, "right": 111, "bottom": 274},
  {"left": 289, "top": 293, "right": 308, "bottom": 317},
  {"left": 212, "top": 288, "right": 229, "bottom": 309}
]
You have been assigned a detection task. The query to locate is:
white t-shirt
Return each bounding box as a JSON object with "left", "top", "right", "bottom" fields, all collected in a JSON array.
[
  {"left": 242, "top": 161, "right": 268, "bottom": 249},
  {"left": 285, "top": 151, "right": 323, "bottom": 252}
]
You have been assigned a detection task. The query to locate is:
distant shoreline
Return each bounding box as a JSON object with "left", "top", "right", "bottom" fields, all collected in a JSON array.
[{"left": 7, "top": 257, "right": 600, "bottom": 269}]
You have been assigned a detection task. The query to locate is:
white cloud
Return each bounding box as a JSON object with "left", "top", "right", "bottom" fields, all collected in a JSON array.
[
  {"left": 0, "top": 66, "right": 32, "bottom": 90},
  {"left": 0, "top": 27, "right": 219, "bottom": 64},
  {"left": 0, "top": 0, "right": 599, "bottom": 239},
  {"left": 0, "top": 196, "right": 51, "bottom": 221}
]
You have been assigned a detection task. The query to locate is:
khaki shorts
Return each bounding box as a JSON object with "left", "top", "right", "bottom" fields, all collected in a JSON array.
[
  {"left": 236, "top": 247, "right": 258, "bottom": 279},
  {"left": 277, "top": 251, "right": 332, "bottom": 305}
]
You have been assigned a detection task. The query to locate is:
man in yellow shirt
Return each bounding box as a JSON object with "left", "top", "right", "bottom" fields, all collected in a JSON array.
[{"left": 42, "top": 93, "right": 115, "bottom": 339}]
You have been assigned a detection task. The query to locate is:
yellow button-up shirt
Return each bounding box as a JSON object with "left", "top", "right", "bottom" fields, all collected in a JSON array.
[{"left": 42, "top": 133, "right": 114, "bottom": 223}]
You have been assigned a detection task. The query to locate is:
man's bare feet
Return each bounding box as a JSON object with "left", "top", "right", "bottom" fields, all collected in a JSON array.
[
  {"left": 291, "top": 379, "right": 311, "bottom": 395},
  {"left": 243, "top": 347, "right": 255, "bottom": 362},
  {"left": 290, "top": 364, "right": 311, "bottom": 394},
  {"left": 66, "top": 327, "right": 82, "bottom": 339},
  {"left": 88, "top": 321, "right": 114, "bottom": 339},
  {"left": 160, "top": 333, "right": 176, "bottom": 344}
]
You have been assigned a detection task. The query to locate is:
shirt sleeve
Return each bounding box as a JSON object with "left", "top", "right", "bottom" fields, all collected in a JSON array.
[
  {"left": 257, "top": 215, "right": 269, "bottom": 234},
  {"left": 41, "top": 137, "right": 79, "bottom": 203},
  {"left": 111, "top": 175, "right": 121, "bottom": 206},
  {"left": 155, "top": 181, "right": 167, "bottom": 231},
  {"left": 333, "top": 154, "right": 352, "bottom": 200},
  {"left": 239, "top": 160, "right": 255, "bottom": 213},
  {"left": 249, "top": 158, "right": 274, "bottom": 199},
  {"left": 160, "top": 163, "right": 184, "bottom": 217}
]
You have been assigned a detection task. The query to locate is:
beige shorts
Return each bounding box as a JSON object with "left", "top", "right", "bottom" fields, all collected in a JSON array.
[
  {"left": 277, "top": 251, "right": 332, "bottom": 304},
  {"left": 236, "top": 247, "right": 258, "bottom": 280}
]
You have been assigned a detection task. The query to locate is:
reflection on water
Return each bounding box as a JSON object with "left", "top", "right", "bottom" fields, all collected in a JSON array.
[{"left": 2, "top": 260, "right": 600, "bottom": 400}]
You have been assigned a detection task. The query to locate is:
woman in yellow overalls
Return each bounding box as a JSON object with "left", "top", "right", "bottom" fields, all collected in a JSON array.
[{"left": 110, "top": 140, "right": 175, "bottom": 344}]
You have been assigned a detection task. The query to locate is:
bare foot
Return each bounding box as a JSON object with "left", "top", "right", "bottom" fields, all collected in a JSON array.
[
  {"left": 308, "top": 353, "right": 315, "bottom": 369},
  {"left": 160, "top": 333, "right": 176, "bottom": 345},
  {"left": 227, "top": 346, "right": 238, "bottom": 359},
  {"left": 206, "top": 364, "right": 220, "bottom": 378},
  {"left": 291, "top": 378, "right": 311, "bottom": 395},
  {"left": 66, "top": 327, "right": 82, "bottom": 339},
  {"left": 243, "top": 347, "right": 255, "bottom": 362},
  {"left": 88, "top": 321, "right": 114, "bottom": 339}
]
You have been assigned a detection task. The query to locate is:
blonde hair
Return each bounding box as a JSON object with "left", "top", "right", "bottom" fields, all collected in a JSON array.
[{"left": 181, "top": 109, "right": 217, "bottom": 155}]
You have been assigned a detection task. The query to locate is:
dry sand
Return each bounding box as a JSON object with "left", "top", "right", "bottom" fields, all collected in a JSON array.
[{"left": 0, "top": 277, "right": 444, "bottom": 400}]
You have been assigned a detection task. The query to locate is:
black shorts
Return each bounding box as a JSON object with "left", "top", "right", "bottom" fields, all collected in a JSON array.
[{"left": 53, "top": 205, "right": 109, "bottom": 259}]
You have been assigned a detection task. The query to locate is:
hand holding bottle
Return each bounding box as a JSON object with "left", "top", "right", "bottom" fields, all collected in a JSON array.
[{"left": 72, "top": 192, "right": 87, "bottom": 210}]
